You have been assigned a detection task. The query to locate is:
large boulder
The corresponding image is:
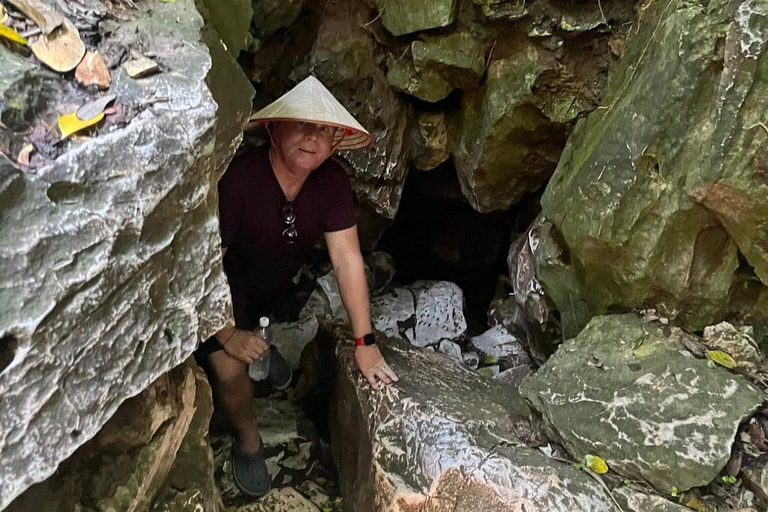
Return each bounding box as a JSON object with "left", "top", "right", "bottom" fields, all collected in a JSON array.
[
  {"left": 452, "top": 39, "right": 567, "bottom": 212},
  {"left": 8, "top": 359, "right": 221, "bottom": 512},
  {"left": 520, "top": 314, "right": 764, "bottom": 493},
  {"left": 537, "top": 0, "right": 768, "bottom": 333},
  {"left": 0, "top": 0, "right": 253, "bottom": 507},
  {"left": 374, "top": 0, "right": 458, "bottom": 36},
  {"left": 330, "top": 330, "right": 622, "bottom": 511}
]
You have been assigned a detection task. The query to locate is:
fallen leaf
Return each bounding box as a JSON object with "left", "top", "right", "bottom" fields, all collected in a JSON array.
[
  {"left": 0, "top": 24, "right": 28, "bottom": 45},
  {"left": 75, "top": 51, "right": 111, "bottom": 89},
  {"left": 122, "top": 55, "right": 159, "bottom": 78},
  {"left": 30, "top": 17, "right": 85, "bottom": 72},
  {"left": 76, "top": 93, "right": 116, "bottom": 121},
  {"left": 7, "top": 0, "right": 63, "bottom": 35},
  {"left": 58, "top": 111, "right": 104, "bottom": 138},
  {"left": 17, "top": 144, "right": 33, "bottom": 165},
  {"left": 0, "top": 5, "right": 7, "bottom": 24},
  {"left": 707, "top": 350, "right": 737, "bottom": 369},
  {"left": 584, "top": 454, "right": 608, "bottom": 474}
]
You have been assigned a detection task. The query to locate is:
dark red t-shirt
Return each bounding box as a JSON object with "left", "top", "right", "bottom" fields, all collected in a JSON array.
[{"left": 218, "top": 147, "right": 356, "bottom": 329}]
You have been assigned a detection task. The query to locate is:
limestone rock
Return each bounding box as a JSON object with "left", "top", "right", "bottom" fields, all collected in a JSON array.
[
  {"left": 370, "top": 287, "right": 416, "bottom": 340},
  {"left": 374, "top": 0, "right": 458, "bottom": 36},
  {"left": 537, "top": 0, "right": 768, "bottom": 333},
  {"left": 462, "top": 351, "right": 480, "bottom": 370},
  {"left": 272, "top": 316, "right": 319, "bottom": 370},
  {"left": 251, "top": 0, "right": 305, "bottom": 40},
  {"left": 612, "top": 487, "right": 691, "bottom": 512},
  {"left": 412, "top": 31, "right": 486, "bottom": 90},
  {"left": 387, "top": 55, "right": 452, "bottom": 103},
  {"left": 453, "top": 40, "right": 566, "bottom": 212},
  {"left": 470, "top": 324, "right": 532, "bottom": 371},
  {"left": 703, "top": 322, "right": 762, "bottom": 368},
  {"left": 0, "top": 0, "right": 253, "bottom": 506},
  {"left": 408, "top": 111, "right": 453, "bottom": 170},
  {"left": 495, "top": 366, "right": 532, "bottom": 387},
  {"left": 520, "top": 314, "right": 765, "bottom": 492},
  {"left": 438, "top": 339, "right": 462, "bottom": 360},
  {"left": 409, "top": 281, "right": 467, "bottom": 346},
  {"left": 331, "top": 331, "right": 620, "bottom": 511},
  {"left": 235, "top": 487, "right": 320, "bottom": 512}
]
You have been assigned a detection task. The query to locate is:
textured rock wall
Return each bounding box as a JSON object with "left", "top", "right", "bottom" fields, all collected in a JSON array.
[
  {"left": 0, "top": 0, "right": 253, "bottom": 507},
  {"left": 536, "top": 0, "right": 768, "bottom": 334}
]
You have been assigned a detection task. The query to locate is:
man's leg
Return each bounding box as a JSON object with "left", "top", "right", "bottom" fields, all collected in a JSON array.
[{"left": 207, "top": 350, "right": 261, "bottom": 452}]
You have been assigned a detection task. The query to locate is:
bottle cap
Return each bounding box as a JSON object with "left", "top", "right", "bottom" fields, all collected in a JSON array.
[{"left": 259, "top": 317, "right": 270, "bottom": 327}]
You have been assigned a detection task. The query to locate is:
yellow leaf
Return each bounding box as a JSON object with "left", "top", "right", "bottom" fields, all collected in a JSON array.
[
  {"left": 58, "top": 111, "right": 104, "bottom": 138},
  {"left": 585, "top": 454, "right": 609, "bottom": 474},
  {"left": 707, "top": 350, "right": 736, "bottom": 369},
  {"left": 0, "top": 24, "right": 27, "bottom": 45}
]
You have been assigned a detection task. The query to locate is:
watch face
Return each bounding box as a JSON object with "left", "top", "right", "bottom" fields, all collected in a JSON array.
[{"left": 363, "top": 333, "right": 376, "bottom": 346}]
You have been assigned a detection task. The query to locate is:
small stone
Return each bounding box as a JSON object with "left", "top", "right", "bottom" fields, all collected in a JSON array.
[
  {"left": 281, "top": 442, "right": 311, "bottom": 470},
  {"left": 297, "top": 481, "right": 332, "bottom": 510},
  {"left": 462, "top": 351, "right": 479, "bottom": 370},
  {"left": 703, "top": 322, "right": 762, "bottom": 367},
  {"left": 438, "top": 340, "right": 462, "bottom": 360},
  {"left": 122, "top": 56, "right": 159, "bottom": 78},
  {"left": 495, "top": 366, "right": 532, "bottom": 387},
  {"left": 75, "top": 51, "right": 111, "bottom": 89}
]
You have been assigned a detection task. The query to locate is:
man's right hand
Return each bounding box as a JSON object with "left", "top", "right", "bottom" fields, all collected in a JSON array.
[{"left": 221, "top": 329, "right": 268, "bottom": 365}]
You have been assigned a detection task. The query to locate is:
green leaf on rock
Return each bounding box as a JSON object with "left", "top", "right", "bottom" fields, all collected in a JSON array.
[{"left": 706, "top": 350, "right": 736, "bottom": 369}]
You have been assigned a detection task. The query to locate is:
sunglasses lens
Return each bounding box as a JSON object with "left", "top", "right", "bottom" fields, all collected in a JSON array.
[{"left": 282, "top": 225, "right": 298, "bottom": 243}]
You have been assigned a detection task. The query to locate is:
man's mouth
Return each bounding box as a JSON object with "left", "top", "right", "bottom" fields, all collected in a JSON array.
[{"left": 299, "top": 148, "right": 315, "bottom": 154}]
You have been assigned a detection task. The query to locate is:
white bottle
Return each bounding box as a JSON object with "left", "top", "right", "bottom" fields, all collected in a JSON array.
[{"left": 248, "top": 317, "right": 272, "bottom": 381}]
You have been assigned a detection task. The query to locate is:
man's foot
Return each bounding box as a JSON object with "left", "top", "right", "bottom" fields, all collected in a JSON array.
[
  {"left": 267, "top": 346, "right": 293, "bottom": 391},
  {"left": 231, "top": 435, "right": 271, "bottom": 497}
]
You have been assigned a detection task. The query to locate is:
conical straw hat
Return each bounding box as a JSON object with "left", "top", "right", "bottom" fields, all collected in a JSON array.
[{"left": 246, "top": 75, "right": 374, "bottom": 151}]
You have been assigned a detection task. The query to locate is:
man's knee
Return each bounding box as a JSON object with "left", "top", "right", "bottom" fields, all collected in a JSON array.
[{"left": 208, "top": 351, "right": 247, "bottom": 388}]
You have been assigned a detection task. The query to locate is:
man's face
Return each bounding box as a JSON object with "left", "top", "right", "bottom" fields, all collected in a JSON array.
[{"left": 270, "top": 121, "right": 337, "bottom": 175}]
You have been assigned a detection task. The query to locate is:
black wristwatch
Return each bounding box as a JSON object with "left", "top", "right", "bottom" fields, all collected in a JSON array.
[{"left": 355, "top": 333, "right": 376, "bottom": 347}]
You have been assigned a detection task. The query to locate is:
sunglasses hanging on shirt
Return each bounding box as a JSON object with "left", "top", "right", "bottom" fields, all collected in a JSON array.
[{"left": 281, "top": 201, "right": 298, "bottom": 244}]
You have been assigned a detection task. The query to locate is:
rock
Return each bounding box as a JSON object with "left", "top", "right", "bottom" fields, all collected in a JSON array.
[
  {"left": 409, "top": 111, "right": 453, "bottom": 170},
  {"left": 8, "top": 359, "right": 218, "bottom": 512},
  {"left": 370, "top": 287, "right": 416, "bottom": 340},
  {"left": 478, "top": 365, "right": 499, "bottom": 378},
  {"left": 75, "top": 51, "right": 111, "bottom": 89},
  {"left": 462, "top": 351, "right": 480, "bottom": 370},
  {"left": 387, "top": 55, "right": 452, "bottom": 103},
  {"left": 330, "top": 330, "right": 619, "bottom": 511},
  {"left": 742, "top": 459, "right": 768, "bottom": 506},
  {"left": 251, "top": 0, "right": 305, "bottom": 40},
  {"left": 272, "top": 317, "right": 320, "bottom": 370},
  {"left": 470, "top": 325, "right": 532, "bottom": 371},
  {"left": 612, "top": 487, "right": 691, "bottom": 512},
  {"left": 197, "top": 0, "right": 252, "bottom": 57},
  {"left": 235, "top": 487, "right": 320, "bottom": 512},
  {"left": 281, "top": 441, "right": 312, "bottom": 470},
  {"left": 0, "top": 0, "right": 253, "bottom": 506},
  {"left": 453, "top": 40, "right": 566, "bottom": 212},
  {"left": 297, "top": 481, "right": 332, "bottom": 510},
  {"left": 295, "top": 0, "right": 411, "bottom": 219},
  {"left": 408, "top": 281, "right": 467, "bottom": 346},
  {"left": 495, "top": 366, "right": 532, "bottom": 387},
  {"left": 520, "top": 314, "right": 765, "bottom": 493},
  {"left": 472, "top": 0, "right": 527, "bottom": 20},
  {"left": 364, "top": 251, "right": 396, "bottom": 295},
  {"left": 300, "top": 270, "right": 349, "bottom": 322},
  {"left": 438, "top": 340, "right": 462, "bottom": 360},
  {"left": 374, "top": 0, "right": 458, "bottom": 36},
  {"left": 703, "top": 322, "right": 762, "bottom": 368},
  {"left": 412, "top": 31, "right": 486, "bottom": 91},
  {"left": 537, "top": 0, "right": 768, "bottom": 333}
]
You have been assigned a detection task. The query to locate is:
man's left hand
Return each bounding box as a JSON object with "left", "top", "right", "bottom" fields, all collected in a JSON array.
[{"left": 354, "top": 345, "right": 399, "bottom": 390}]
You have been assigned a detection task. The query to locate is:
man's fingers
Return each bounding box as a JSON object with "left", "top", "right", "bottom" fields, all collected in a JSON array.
[
  {"left": 365, "top": 372, "right": 380, "bottom": 390},
  {"left": 374, "top": 368, "right": 391, "bottom": 385},
  {"left": 382, "top": 364, "right": 399, "bottom": 381}
]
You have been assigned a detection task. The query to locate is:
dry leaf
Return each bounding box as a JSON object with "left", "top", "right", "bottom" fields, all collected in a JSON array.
[
  {"left": 58, "top": 111, "right": 104, "bottom": 138},
  {"left": 17, "top": 144, "right": 33, "bottom": 165},
  {"left": 30, "top": 17, "right": 85, "bottom": 72},
  {"left": 76, "top": 93, "right": 116, "bottom": 120},
  {"left": 0, "top": 24, "right": 27, "bottom": 45},
  {"left": 122, "top": 56, "right": 159, "bottom": 78},
  {"left": 75, "top": 51, "right": 111, "bottom": 89},
  {"left": 0, "top": 5, "right": 8, "bottom": 24},
  {"left": 7, "top": 0, "right": 63, "bottom": 35}
]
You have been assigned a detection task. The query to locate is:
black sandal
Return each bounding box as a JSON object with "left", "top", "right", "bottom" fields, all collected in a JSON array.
[{"left": 231, "top": 435, "right": 271, "bottom": 497}]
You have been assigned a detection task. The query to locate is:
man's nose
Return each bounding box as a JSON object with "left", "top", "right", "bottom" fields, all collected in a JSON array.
[{"left": 302, "top": 124, "right": 319, "bottom": 140}]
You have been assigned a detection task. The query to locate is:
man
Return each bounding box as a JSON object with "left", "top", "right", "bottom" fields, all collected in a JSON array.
[{"left": 196, "top": 76, "right": 398, "bottom": 497}]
